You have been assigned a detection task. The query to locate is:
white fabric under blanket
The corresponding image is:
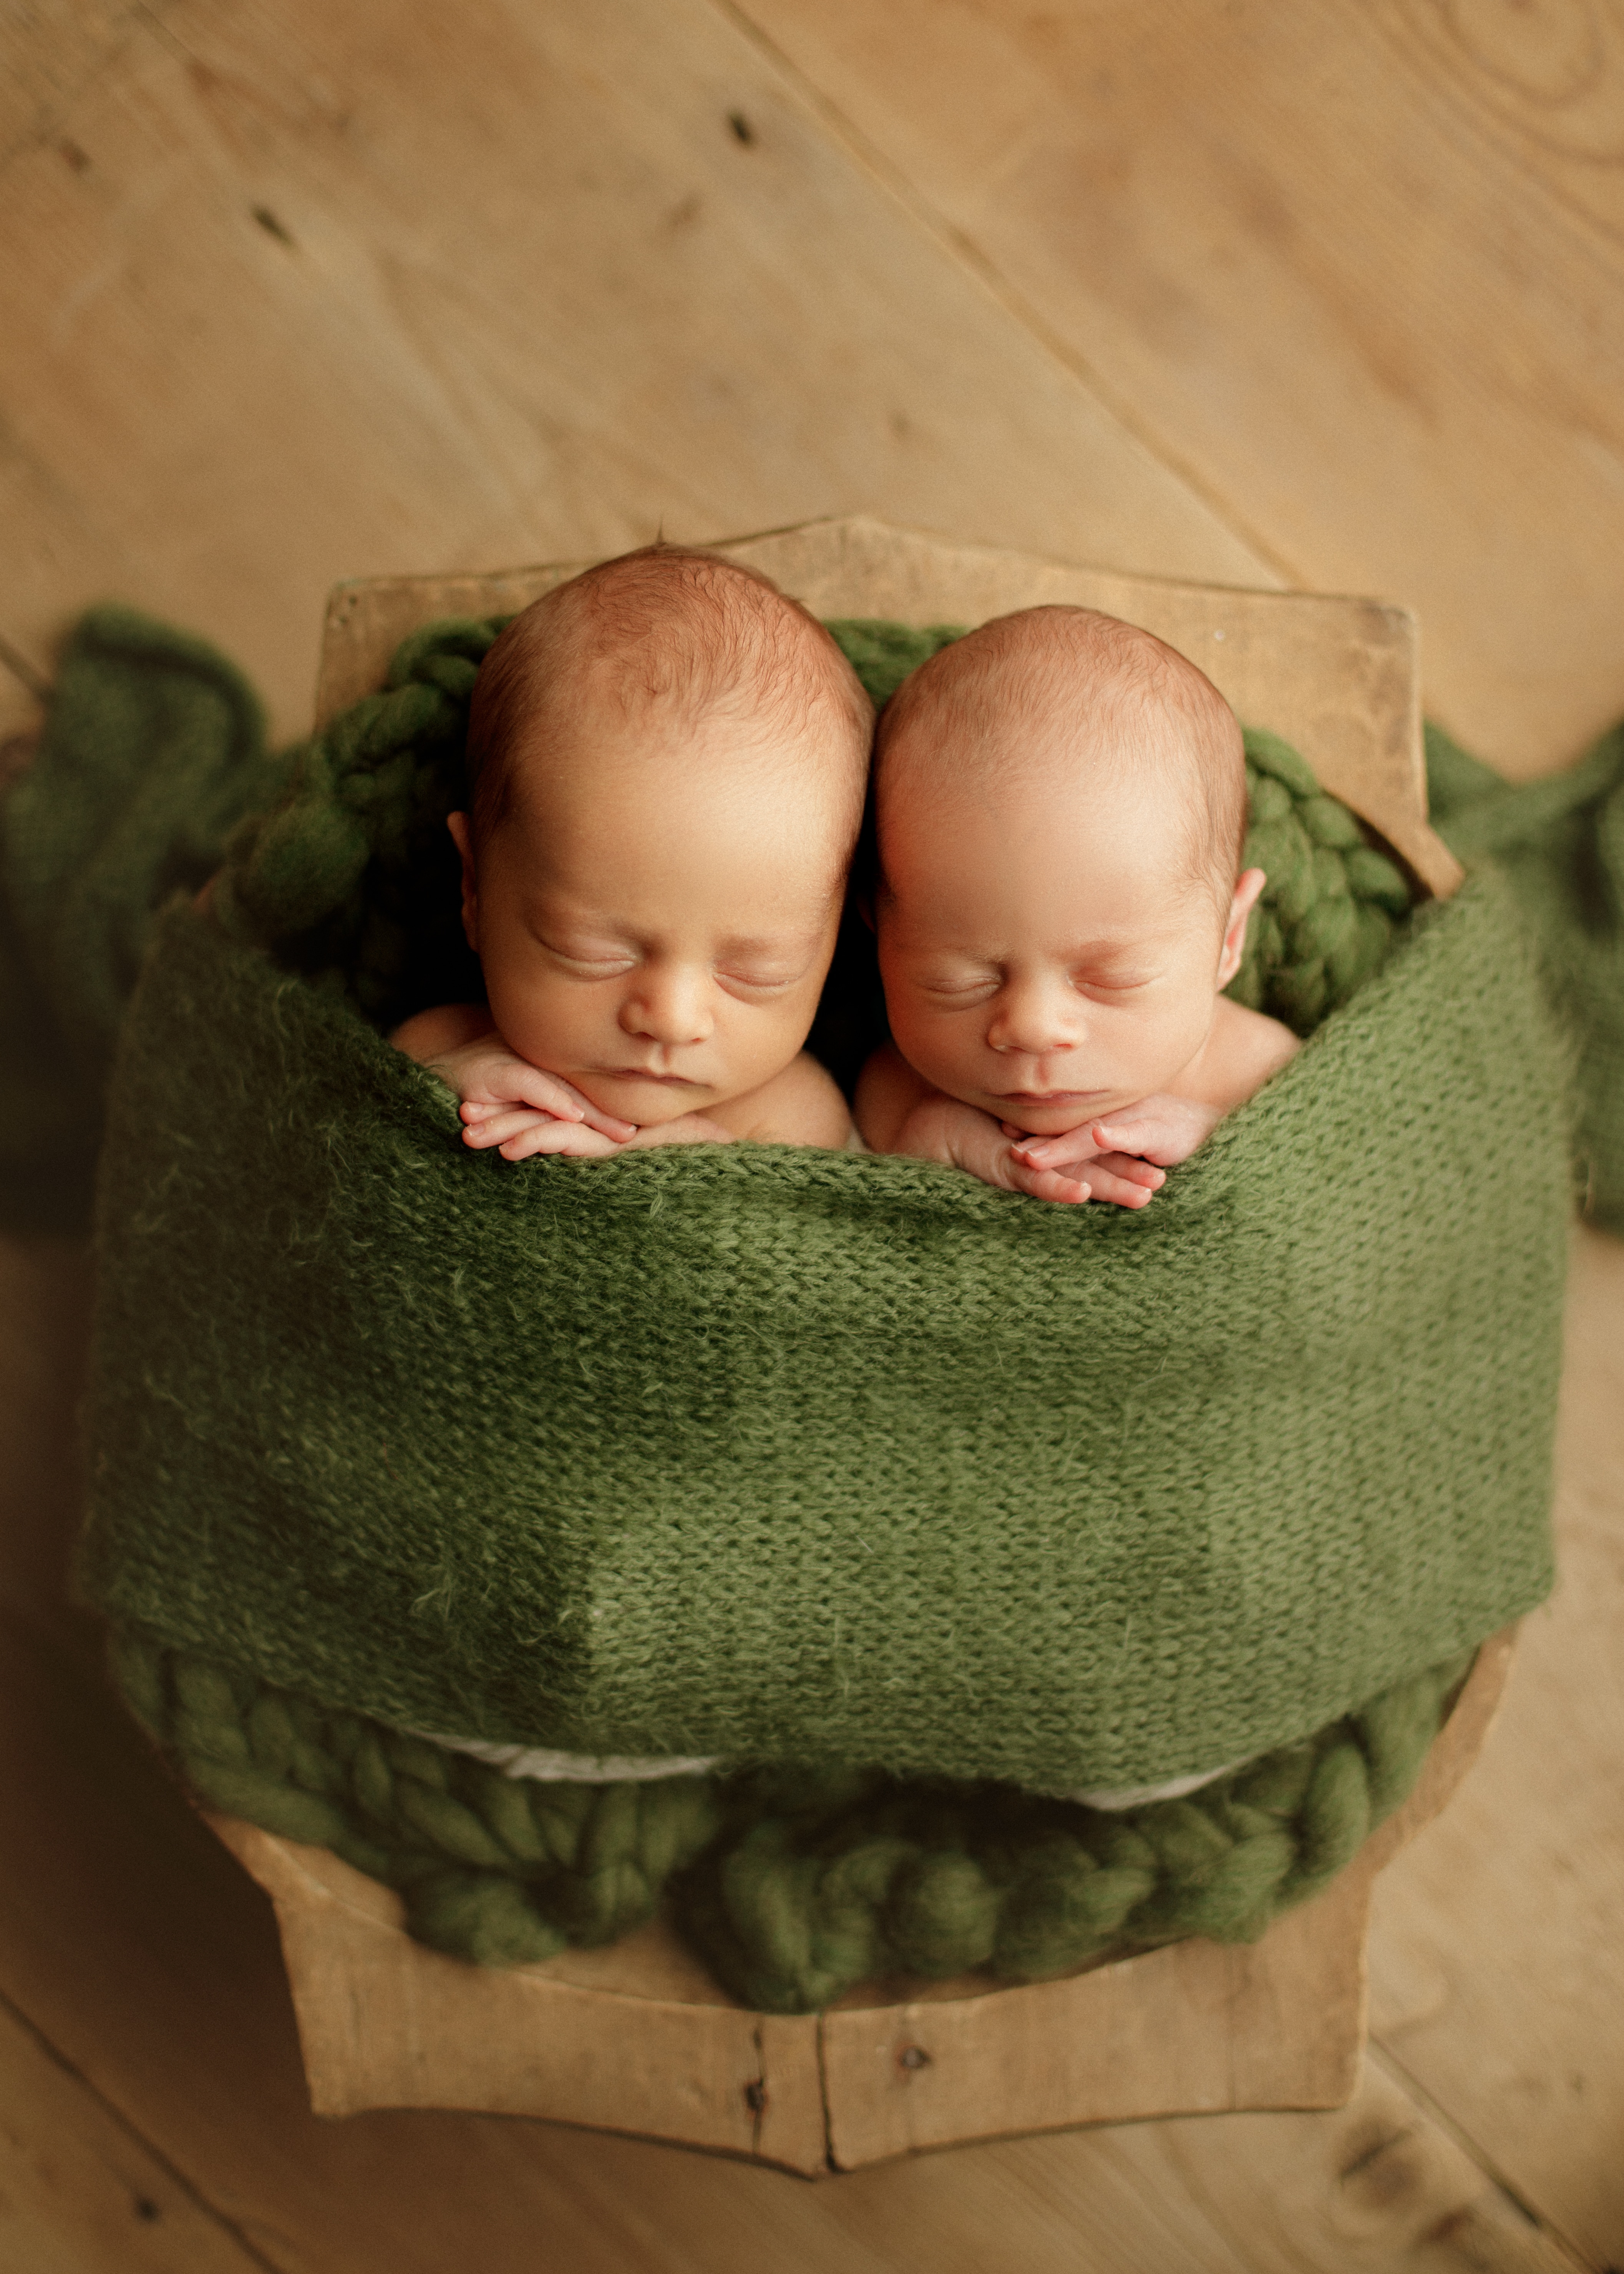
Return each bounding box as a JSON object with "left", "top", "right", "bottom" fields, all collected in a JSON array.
[{"left": 418, "top": 1726, "right": 1241, "bottom": 1808}]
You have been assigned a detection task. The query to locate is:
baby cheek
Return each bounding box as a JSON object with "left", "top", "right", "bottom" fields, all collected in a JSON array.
[
  {"left": 891, "top": 1001, "right": 989, "bottom": 1091},
  {"left": 747, "top": 987, "right": 819, "bottom": 1064},
  {"left": 1132, "top": 991, "right": 1217, "bottom": 1084},
  {"left": 489, "top": 968, "right": 598, "bottom": 1066}
]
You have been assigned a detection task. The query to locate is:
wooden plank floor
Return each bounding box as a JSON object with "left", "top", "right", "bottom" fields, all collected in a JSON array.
[{"left": 3, "top": 3, "right": 1622, "bottom": 2265}]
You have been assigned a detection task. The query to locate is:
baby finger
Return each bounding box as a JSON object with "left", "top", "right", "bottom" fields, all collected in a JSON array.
[
  {"left": 1008, "top": 1160, "right": 1092, "bottom": 1206},
  {"left": 576, "top": 1099, "right": 639, "bottom": 1141},
  {"left": 511, "top": 1067, "right": 636, "bottom": 1140},
  {"left": 501, "top": 1121, "right": 625, "bottom": 1162},
  {"left": 1092, "top": 1150, "right": 1165, "bottom": 1189},
  {"left": 1085, "top": 1162, "right": 1159, "bottom": 1209},
  {"left": 461, "top": 1107, "right": 556, "bottom": 1149},
  {"left": 1009, "top": 1135, "right": 1094, "bottom": 1170}
]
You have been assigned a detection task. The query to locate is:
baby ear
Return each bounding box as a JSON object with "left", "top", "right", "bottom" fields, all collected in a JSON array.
[
  {"left": 1217, "top": 868, "right": 1267, "bottom": 988},
  {"left": 447, "top": 812, "right": 480, "bottom": 953}
]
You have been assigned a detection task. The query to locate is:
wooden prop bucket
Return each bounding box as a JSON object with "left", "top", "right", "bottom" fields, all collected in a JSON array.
[{"left": 206, "top": 516, "right": 1487, "bottom": 2173}]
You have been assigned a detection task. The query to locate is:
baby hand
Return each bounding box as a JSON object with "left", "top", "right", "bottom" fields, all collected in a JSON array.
[
  {"left": 1008, "top": 1139, "right": 1163, "bottom": 1210},
  {"left": 459, "top": 1107, "right": 737, "bottom": 1165},
  {"left": 425, "top": 1036, "right": 636, "bottom": 1160},
  {"left": 896, "top": 1096, "right": 1096, "bottom": 1205},
  {"left": 1008, "top": 1094, "right": 1224, "bottom": 1209}
]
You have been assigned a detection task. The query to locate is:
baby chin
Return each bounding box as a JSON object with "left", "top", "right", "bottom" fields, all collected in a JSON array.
[
  {"left": 980, "top": 1083, "right": 1128, "bottom": 1134},
  {"left": 576, "top": 1065, "right": 718, "bottom": 1123}
]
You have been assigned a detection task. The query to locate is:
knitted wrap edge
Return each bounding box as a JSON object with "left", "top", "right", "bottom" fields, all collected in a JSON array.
[{"left": 111, "top": 1627, "right": 1470, "bottom": 2013}]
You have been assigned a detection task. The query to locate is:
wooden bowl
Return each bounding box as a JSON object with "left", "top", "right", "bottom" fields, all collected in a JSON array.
[{"left": 207, "top": 516, "right": 1481, "bottom": 2172}]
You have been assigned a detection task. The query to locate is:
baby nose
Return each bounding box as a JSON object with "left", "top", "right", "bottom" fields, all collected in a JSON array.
[
  {"left": 986, "top": 976, "right": 1079, "bottom": 1056},
  {"left": 621, "top": 964, "right": 713, "bottom": 1047}
]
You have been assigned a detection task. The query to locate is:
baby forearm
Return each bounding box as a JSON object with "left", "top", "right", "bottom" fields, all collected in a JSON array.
[
  {"left": 892, "top": 1093, "right": 1099, "bottom": 1205},
  {"left": 893, "top": 1094, "right": 1005, "bottom": 1177}
]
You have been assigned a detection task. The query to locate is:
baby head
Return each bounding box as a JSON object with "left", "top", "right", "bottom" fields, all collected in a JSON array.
[
  {"left": 872, "top": 606, "right": 1261, "bottom": 1134},
  {"left": 452, "top": 546, "right": 872, "bottom": 1125}
]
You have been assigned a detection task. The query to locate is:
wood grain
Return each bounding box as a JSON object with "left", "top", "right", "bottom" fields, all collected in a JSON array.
[
  {"left": 819, "top": 1885, "right": 1374, "bottom": 2171},
  {"left": 1369, "top": 1227, "right": 1624, "bottom": 2270},
  {"left": 0, "top": 0, "right": 1266, "bottom": 740},
  {"left": 206, "top": 1819, "right": 830, "bottom": 2172},
  {"left": 0, "top": 1988, "right": 269, "bottom": 2274},
  {"left": 983, "top": 2058, "right": 1586, "bottom": 2274},
  {"left": 205, "top": 1634, "right": 1511, "bottom": 2169},
  {"left": 732, "top": 0, "right": 1624, "bottom": 780}
]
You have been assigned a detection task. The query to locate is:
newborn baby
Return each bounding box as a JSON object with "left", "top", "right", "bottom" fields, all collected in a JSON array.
[
  {"left": 394, "top": 546, "right": 873, "bottom": 1157},
  {"left": 856, "top": 605, "right": 1299, "bottom": 1204}
]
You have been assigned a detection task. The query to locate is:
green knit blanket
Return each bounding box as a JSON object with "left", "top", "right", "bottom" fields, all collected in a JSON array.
[
  {"left": 2, "top": 607, "right": 1603, "bottom": 2009},
  {"left": 81, "top": 855, "right": 1563, "bottom": 1787}
]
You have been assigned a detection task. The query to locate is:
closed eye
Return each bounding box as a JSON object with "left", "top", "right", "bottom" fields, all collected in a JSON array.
[
  {"left": 536, "top": 938, "right": 638, "bottom": 976},
  {"left": 916, "top": 969, "right": 1155, "bottom": 1005},
  {"left": 716, "top": 965, "right": 808, "bottom": 998},
  {"left": 921, "top": 978, "right": 1000, "bottom": 1003}
]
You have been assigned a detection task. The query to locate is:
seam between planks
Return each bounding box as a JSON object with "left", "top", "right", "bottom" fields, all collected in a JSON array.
[
  {"left": 1366, "top": 2038, "right": 1596, "bottom": 2271},
  {"left": 708, "top": 0, "right": 1299, "bottom": 595},
  {"left": 0, "top": 1978, "right": 288, "bottom": 2274}
]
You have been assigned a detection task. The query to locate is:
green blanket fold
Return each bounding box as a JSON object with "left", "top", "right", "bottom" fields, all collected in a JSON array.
[
  {"left": 80, "top": 863, "right": 1565, "bottom": 1792},
  {"left": 0, "top": 608, "right": 290, "bottom": 1232},
  {"left": 1426, "top": 717, "right": 1624, "bottom": 1234}
]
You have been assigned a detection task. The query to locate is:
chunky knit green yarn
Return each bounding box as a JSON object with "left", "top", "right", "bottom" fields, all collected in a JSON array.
[
  {"left": 0, "top": 608, "right": 289, "bottom": 1230},
  {"left": 113, "top": 1627, "right": 1467, "bottom": 2010},
  {"left": 0, "top": 605, "right": 1579, "bottom": 2003},
  {"left": 111, "top": 1630, "right": 725, "bottom": 1969},
  {"left": 1427, "top": 717, "right": 1624, "bottom": 1235}
]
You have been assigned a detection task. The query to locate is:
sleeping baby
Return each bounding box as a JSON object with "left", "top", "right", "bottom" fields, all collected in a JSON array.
[
  {"left": 392, "top": 546, "right": 871, "bottom": 1155},
  {"left": 855, "top": 604, "right": 1299, "bottom": 1205}
]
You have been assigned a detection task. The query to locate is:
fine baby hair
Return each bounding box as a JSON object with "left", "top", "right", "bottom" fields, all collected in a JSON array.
[
  {"left": 462, "top": 544, "right": 873, "bottom": 848},
  {"left": 874, "top": 604, "right": 1249, "bottom": 913}
]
